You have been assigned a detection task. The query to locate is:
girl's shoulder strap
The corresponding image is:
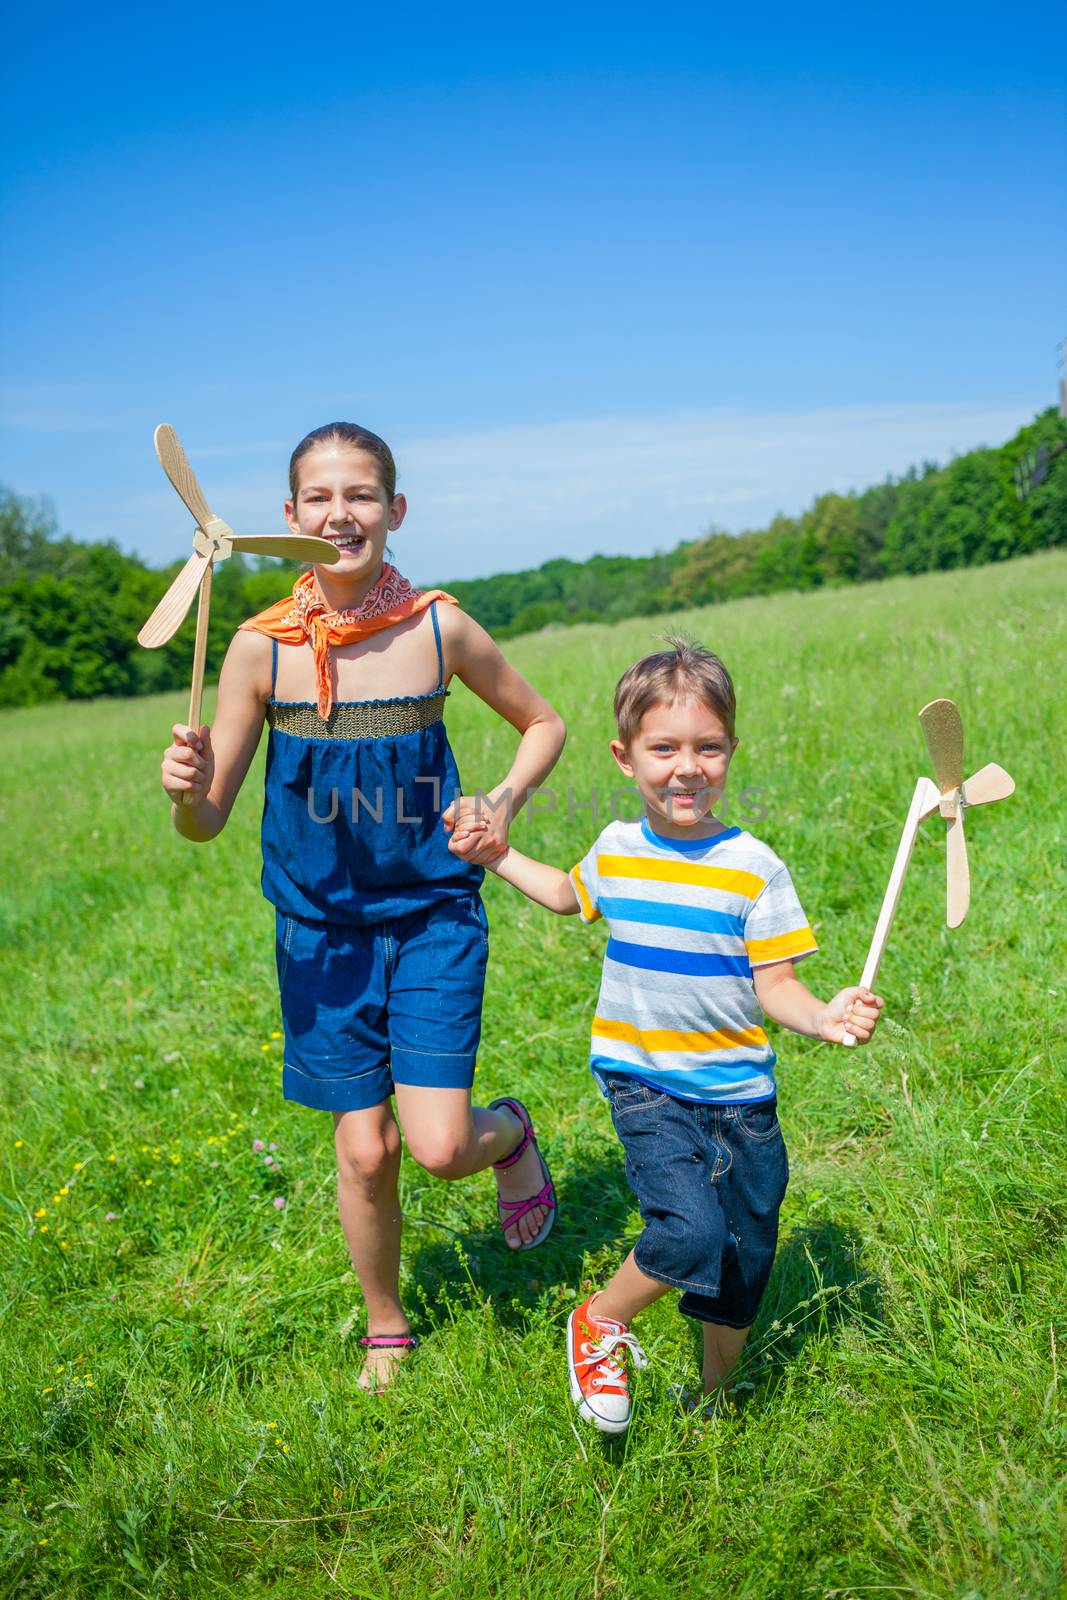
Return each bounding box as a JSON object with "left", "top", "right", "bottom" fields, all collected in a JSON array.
[
  {"left": 429, "top": 601, "right": 444, "bottom": 691},
  {"left": 270, "top": 637, "right": 278, "bottom": 696}
]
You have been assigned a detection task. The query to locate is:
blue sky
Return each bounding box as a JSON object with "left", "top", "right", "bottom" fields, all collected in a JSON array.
[{"left": 2, "top": 1, "right": 1064, "bottom": 582}]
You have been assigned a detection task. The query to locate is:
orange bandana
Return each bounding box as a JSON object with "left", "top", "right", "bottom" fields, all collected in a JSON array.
[{"left": 240, "top": 564, "right": 458, "bottom": 719}]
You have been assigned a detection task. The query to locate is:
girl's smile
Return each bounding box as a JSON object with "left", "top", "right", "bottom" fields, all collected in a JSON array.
[{"left": 284, "top": 443, "right": 407, "bottom": 600}]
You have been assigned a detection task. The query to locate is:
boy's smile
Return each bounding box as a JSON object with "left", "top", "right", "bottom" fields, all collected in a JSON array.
[{"left": 611, "top": 696, "right": 738, "bottom": 841}]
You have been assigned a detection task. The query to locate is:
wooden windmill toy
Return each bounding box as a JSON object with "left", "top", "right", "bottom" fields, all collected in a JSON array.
[
  {"left": 842, "top": 698, "right": 1014, "bottom": 1044},
  {"left": 138, "top": 425, "right": 339, "bottom": 748}
]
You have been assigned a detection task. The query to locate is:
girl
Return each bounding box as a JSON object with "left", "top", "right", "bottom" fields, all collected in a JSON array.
[{"left": 160, "top": 422, "right": 566, "bottom": 1391}]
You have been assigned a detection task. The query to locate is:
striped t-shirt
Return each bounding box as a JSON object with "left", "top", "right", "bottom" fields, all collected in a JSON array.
[{"left": 569, "top": 817, "right": 817, "bottom": 1104}]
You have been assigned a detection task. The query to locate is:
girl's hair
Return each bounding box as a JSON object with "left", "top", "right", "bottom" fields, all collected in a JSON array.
[
  {"left": 613, "top": 635, "right": 736, "bottom": 745},
  {"left": 288, "top": 422, "right": 397, "bottom": 500}
]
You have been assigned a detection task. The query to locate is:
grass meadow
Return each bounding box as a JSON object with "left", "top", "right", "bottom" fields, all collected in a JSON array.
[{"left": 1, "top": 551, "right": 1064, "bottom": 1599}]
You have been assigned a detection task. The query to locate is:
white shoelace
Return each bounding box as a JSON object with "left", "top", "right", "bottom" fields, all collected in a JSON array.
[{"left": 578, "top": 1329, "right": 649, "bottom": 1388}]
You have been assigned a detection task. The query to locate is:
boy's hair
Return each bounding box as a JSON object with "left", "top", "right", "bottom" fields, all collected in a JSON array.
[
  {"left": 614, "top": 635, "right": 736, "bottom": 744},
  {"left": 288, "top": 422, "right": 397, "bottom": 501}
]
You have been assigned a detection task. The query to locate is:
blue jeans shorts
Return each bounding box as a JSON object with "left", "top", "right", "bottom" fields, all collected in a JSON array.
[
  {"left": 595, "top": 1069, "right": 789, "bottom": 1328},
  {"left": 276, "top": 895, "right": 488, "bottom": 1113}
]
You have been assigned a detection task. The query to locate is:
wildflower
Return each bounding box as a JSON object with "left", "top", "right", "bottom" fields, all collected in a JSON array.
[
  {"left": 281, "top": 1444, "right": 289, "bottom": 1453},
  {"left": 38, "top": 1538, "right": 48, "bottom": 1546},
  {"left": 59, "top": 1186, "right": 69, "bottom": 1196},
  {"left": 39, "top": 1225, "right": 49, "bottom": 1233},
  {"left": 270, "top": 1030, "right": 282, "bottom": 1040},
  {"left": 104, "top": 1212, "right": 118, "bottom": 1222},
  {"left": 84, "top": 1379, "right": 94, "bottom": 1387},
  {"left": 107, "top": 1154, "right": 116, "bottom": 1163},
  {"left": 261, "top": 1044, "right": 271, "bottom": 1053},
  {"left": 273, "top": 1196, "right": 286, "bottom": 1211},
  {"left": 14, "top": 1140, "right": 24, "bottom": 1149},
  {"left": 252, "top": 1139, "right": 265, "bottom": 1153},
  {"left": 54, "top": 1366, "right": 64, "bottom": 1374},
  {"left": 143, "top": 1178, "right": 152, "bottom": 1187},
  {"left": 34, "top": 1208, "right": 47, "bottom": 1219},
  {"left": 269, "top": 1142, "right": 277, "bottom": 1151},
  {"left": 264, "top": 1156, "right": 274, "bottom": 1167},
  {"left": 73, "top": 1162, "right": 84, "bottom": 1171},
  {"left": 59, "top": 1241, "right": 69, "bottom": 1250},
  {"left": 133, "top": 1079, "right": 145, "bottom": 1090},
  {"left": 266, "top": 1421, "right": 277, "bottom": 1429},
  {"left": 42, "top": 1387, "right": 53, "bottom": 1395},
  {"left": 170, "top": 1154, "right": 181, "bottom": 1164}
]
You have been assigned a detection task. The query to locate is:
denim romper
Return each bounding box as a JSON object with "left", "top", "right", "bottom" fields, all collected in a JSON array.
[{"left": 262, "top": 604, "right": 489, "bottom": 1112}]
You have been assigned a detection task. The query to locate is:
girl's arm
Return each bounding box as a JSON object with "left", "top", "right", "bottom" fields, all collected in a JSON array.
[
  {"left": 753, "top": 960, "right": 884, "bottom": 1045},
  {"left": 438, "top": 608, "right": 566, "bottom": 866},
  {"left": 160, "top": 631, "right": 272, "bottom": 842},
  {"left": 485, "top": 845, "right": 581, "bottom": 915}
]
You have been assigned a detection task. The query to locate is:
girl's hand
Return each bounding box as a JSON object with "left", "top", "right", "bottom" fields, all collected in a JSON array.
[
  {"left": 162, "top": 723, "right": 214, "bottom": 806},
  {"left": 443, "top": 794, "right": 509, "bottom": 865},
  {"left": 820, "top": 986, "right": 883, "bottom": 1045}
]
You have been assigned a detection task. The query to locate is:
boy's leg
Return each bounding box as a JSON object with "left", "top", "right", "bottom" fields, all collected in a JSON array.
[
  {"left": 332, "top": 1103, "right": 409, "bottom": 1391},
  {"left": 701, "top": 1321, "right": 752, "bottom": 1395},
  {"left": 393, "top": 1084, "right": 551, "bottom": 1248},
  {"left": 593, "top": 1248, "right": 671, "bottom": 1325}
]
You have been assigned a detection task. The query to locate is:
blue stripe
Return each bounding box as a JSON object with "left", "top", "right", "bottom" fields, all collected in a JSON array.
[
  {"left": 606, "top": 938, "right": 752, "bottom": 978},
  {"left": 599, "top": 896, "right": 745, "bottom": 938}
]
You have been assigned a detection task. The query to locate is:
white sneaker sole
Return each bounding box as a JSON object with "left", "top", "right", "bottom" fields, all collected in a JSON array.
[{"left": 566, "top": 1313, "right": 632, "bottom": 1434}]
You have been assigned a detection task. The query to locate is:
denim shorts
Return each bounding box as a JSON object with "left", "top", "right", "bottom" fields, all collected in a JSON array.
[
  {"left": 275, "top": 894, "right": 488, "bottom": 1112},
  {"left": 595, "top": 1069, "right": 789, "bottom": 1328}
]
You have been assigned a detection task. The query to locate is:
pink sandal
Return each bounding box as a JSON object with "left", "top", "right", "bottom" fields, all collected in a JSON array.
[{"left": 489, "top": 1096, "right": 557, "bottom": 1250}]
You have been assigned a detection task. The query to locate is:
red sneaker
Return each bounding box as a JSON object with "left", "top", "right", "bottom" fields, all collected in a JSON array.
[{"left": 567, "top": 1295, "right": 648, "bottom": 1433}]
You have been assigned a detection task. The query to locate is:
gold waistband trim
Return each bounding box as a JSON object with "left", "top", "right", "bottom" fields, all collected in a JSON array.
[{"left": 267, "top": 693, "right": 447, "bottom": 740}]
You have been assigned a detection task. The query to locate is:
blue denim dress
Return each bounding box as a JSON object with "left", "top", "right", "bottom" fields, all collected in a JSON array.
[
  {"left": 261, "top": 603, "right": 482, "bottom": 925},
  {"left": 261, "top": 605, "right": 489, "bottom": 1111}
]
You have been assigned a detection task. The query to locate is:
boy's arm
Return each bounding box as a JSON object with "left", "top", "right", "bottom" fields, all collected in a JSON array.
[
  {"left": 753, "top": 960, "right": 883, "bottom": 1045},
  {"left": 484, "top": 846, "right": 581, "bottom": 916},
  {"left": 438, "top": 608, "right": 566, "bottom": 865},
  {"left": 161, "top": 630, "right": 272, "bottom": 842}
]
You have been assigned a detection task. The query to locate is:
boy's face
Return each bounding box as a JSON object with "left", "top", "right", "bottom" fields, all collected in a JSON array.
[{"left": 611, "top": 696, "right": 738, "bottom": 839}]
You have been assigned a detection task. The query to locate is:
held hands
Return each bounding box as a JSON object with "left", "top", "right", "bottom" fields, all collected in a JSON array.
[
  {"left": 161, "top": 724, "right": 214, "bottom": 806},
  {"left": 443, "top": 793, "right": 509, "bottom": 867},
  {"left": 819, "top": 986, "right": 883, "bottom": 1046}
]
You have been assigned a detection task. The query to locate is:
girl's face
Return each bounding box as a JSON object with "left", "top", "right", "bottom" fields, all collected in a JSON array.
[{"left": 285, "top": 443, "right": 406, "bottom": 582}]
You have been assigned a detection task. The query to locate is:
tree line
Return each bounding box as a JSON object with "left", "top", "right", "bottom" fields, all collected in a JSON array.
[{"left": 2, "top": 407, "right": 1064, "bottom": 708}]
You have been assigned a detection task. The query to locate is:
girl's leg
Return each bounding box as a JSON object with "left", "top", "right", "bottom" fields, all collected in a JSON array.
[
  {"left": 701, "top": 1322, "right": 751, "bottom": 1395},
  {"left": 393, "top": 1085, "right": 551, "bottom": 1248},
  {"left": 332, "top": 1103, "right": 408, "bottom": 1391}
]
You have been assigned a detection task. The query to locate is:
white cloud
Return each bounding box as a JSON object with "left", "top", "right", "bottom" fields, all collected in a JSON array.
[{"left": 52, "top": 399, "right": 1040, "bottom": 578}]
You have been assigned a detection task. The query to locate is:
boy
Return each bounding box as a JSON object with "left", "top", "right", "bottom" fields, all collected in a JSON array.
[{"left": 471, "top": 638, "right": 882, "bottom": 1431}]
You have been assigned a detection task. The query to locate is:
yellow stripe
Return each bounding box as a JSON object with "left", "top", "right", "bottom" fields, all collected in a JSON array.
[
  {"left": 597, "top": 854, "right": 765, "bottom": 899},
  {"left": 592, "top": 1015, "right": 768, "bottom": 1054},
  {"left": 745, "top": 927, "right": 817, "bottom": 964},
  {"left": 569, "top": 863, "right": 600, "bottom": 922}
]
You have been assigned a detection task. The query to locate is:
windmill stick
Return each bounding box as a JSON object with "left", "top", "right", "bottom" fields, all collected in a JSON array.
[
  {"left": 842, "top": 776, "right": 940, "bottom": 1045},
  {"left": 177, "top": 559, "right": 213, "bottom": 806}
]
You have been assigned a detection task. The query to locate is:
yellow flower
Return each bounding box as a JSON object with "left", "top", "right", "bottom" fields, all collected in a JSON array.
[
  {"left": 84, "top": 1379, "right": 94, "bottom": 1387},
  {"left": 59, "top": 1186, "right": 69, "bottom": 1196},
  {"left": 59, "top": 1241, "right": 69, "bottom": 1250},
  {"left": 271, "top": 1030, "right": 282, "bottom": 1039},
  {"left": 39, "top": 1225, "right": 49, "bottom": 1233},
  {"left": 281, "top": 1444, "right": 289, "bottom": 1453},
  {"left": 54, "top": 1366, "right": 64, "bottom": 1374},
  {"left": 42, "top": 1387, "right": 53, "bottom": 1395},
  {"left": 266, "top": 1421, "right": 277, "bottom": 1429},
  {"left": 38, "top": 1538, "right": 48, "bottom": 1546},
  {"left": 52, "top": 1196, "right": 63, "bottom": 1205},
  {"left": 107, "top": 1154, "right": 116, "bottom": 1162},
  {"left": 14, "top": 1139, "right": 24, "bottom": 1149},
  {"left": 261, "top": 1044, "right": 271, "bottom": 1052},
  {"left": 73, "top": 1161, "right": 84, "bottom": 1170},
  {"left": 34, "top": 1208, "right": 47, "bottom": 1218},
  {"left": 170, "top": 1154, "right": 181, "bottom": 1164},
  {"left": 143, "top": 1178, "right": 152, "bottom": 1187}
]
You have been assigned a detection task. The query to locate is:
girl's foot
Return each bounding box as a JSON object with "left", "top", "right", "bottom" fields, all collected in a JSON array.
[
  {"left": 489, "top": 1098, "right": 557, "bottom": 1249},
  {"left": 357, "top": 1333, "right": 419, "bottom": 1394}
]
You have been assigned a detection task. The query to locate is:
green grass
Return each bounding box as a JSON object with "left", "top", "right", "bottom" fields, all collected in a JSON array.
[{"left": 1, "top": 552, "right": 1064, "bottom": 1599}]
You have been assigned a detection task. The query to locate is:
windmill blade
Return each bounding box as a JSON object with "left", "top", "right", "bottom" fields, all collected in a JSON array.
[
  {"left": 137, "top": 550, "right": 210, "bottom": 647},
  {"left": 230, "top": 534, "right": 341, "bottom": 564},
  {"left": 946, "top": 806, "right": 970, "bottom": 928},
  {"left": 919, "top": 698, "right": 964, "bottom": 793},
  {"left": 154, "top": 424, "right": 215, "bottom": 528},
  {"left": 962, "top": 762, "right": 1015, "bottom": 808}
]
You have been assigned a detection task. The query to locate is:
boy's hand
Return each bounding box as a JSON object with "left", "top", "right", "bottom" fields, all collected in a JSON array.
[
  {"left": 162, "top": 724, "right": 214, "bottom": 806},
  {"left": 820, "top": 986, "right": 883, "bottom": 1045},
  {"left": 442, "top": 794, "right": 509, "bottom": 865}
]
